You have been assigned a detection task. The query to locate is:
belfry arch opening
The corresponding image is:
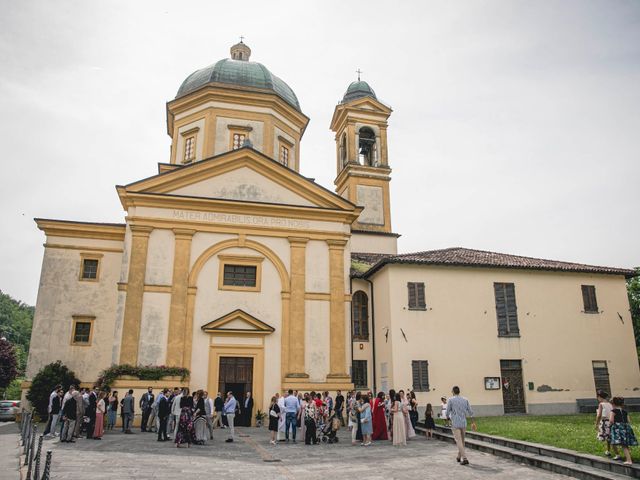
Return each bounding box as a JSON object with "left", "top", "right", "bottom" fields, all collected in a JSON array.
[{"left": 358, "top": 127, "right": 377, "bottom": 166}]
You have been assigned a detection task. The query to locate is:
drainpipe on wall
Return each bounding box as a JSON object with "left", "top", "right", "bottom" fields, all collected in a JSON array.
[{"left": 364, "top": 277, "right": 376, "bottom": 394}]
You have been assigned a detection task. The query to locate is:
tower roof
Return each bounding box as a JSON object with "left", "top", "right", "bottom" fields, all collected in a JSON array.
[
  {"left": 175, "top": 41, "right": 301, "bottom": 111},
  {"left": 342, "top": 80, "right": 377, "bottom": 103}
]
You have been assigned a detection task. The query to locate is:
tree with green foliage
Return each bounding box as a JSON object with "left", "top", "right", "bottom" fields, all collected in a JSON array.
[
  {"left": 27, "top": 361, "right": 80, "bottom": 418},
  {"left": 0, "top": 290, "right": 34, "bottom": 374},
  {"left": 0, "top": 338, "right": 18, "bottom": 390},
  {"left": 628, "top": 268, "right": 640, "bottom": 352}
]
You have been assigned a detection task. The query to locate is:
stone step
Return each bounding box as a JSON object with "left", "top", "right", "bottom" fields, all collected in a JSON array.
[
  {"left": 417, "top": 425, "right": 634, "bottom": 480},
  {"left": 429, "top": 424, "right": 640, "bottom": 479}
]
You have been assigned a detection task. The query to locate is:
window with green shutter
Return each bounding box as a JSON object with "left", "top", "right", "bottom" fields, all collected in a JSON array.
[
  {"left": 407, "top": 282, "right": 426, "bottom": 310},
  {"left": 412, "top": 360, "right": 429, "bottom": 391},
  {"left": 494, "top": 282, "right": 519, "bottom": 337}
]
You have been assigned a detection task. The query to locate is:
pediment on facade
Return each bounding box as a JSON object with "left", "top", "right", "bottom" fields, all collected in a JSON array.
[
  {"left": 330, "top": 97, "right": 392, "bottom": 131},
  {"left": 201, "top": 309, "right": 275, "bottom": 335},
  {"left": 119, "top": 147, "right": 357, "bottom": 213}
]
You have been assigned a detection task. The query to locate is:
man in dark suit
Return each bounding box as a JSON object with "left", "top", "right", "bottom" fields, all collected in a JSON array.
[
  {"left": 242, "top": 392, "right": 254, "bottom": 426},
  {"left": 121, "top": 390, "right": 135, "bottom": 433},
  {"left": 213, "top": 392, "right": 225, "bottom": 429},
  {"left": 157, "top": 388, "right": 170, "bottom": 441},
  {"left": 139, "top": 387, "right": 154, "bottom": 432},
  {"left": 335, "top": 390, "right": 345, "bottom": 426},
  {"left": 85, "top": 387, "right": 98, "bottom": 439}
]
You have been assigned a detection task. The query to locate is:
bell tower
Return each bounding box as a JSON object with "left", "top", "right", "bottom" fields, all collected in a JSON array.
[{"left": 330, "top": 78, "right": 393, "bottom": 233}]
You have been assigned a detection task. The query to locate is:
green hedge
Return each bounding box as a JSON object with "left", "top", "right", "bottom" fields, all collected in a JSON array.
[{"left": 96, "top": 364, "right": 189, "bottom": 389}]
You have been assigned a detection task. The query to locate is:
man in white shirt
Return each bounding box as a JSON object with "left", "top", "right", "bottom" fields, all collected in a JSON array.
[{"left": 43, "top": 384, "right": 62, "bottom": 436}]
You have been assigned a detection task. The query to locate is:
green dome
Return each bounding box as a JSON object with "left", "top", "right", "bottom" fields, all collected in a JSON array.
[
  {"left": 342, "top": 80, "right": 377, "bottom": 103},
  {"left": 176, "top": 58, "right": 301, "bottom": 111}
]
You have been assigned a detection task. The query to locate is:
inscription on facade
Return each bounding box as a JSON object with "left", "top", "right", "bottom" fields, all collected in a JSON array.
[{"left": 172, "top": 209, "right": 311, "bottom": 229}]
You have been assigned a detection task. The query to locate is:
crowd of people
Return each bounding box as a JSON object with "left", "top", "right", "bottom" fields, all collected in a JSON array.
[{"left": 41, "top": 383, "right": 638, "bottom": 467}]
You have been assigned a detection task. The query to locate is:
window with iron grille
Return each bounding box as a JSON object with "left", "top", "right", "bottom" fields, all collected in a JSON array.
[
  {"left": 352, "top": 360, "right": 367, "bottom": 389},
  {"left": 280, "top": 145, "right": 289, "bottom": 167},
  {"left": 582, "top": 285, "right": 599, "bottom": 313},
  {"left": 592, "top": 360, "right": 611, "bottom": 395},
  {"left": 223, "top": 264, "right": 257, "bottom": 287},
  {"left": 232, "top": 133, "right": 246, "bottom": 150},
  {"left": 352, "top": 291, "right": 369, "bottom": 340},
  {"left": 72, "top": 321, "right": 92, "bottom": 344},
  {"left": 407, "top": 282, "right": 426, "bottom": 310},
  {"left": 494, "top": 282, "right": 519, "bottom": 337},
  {"left": 183, "top": 136, "right": 195, "bottom": 163},
  {"left": 81, "top": 259, "right": 99, "bottom": 280},
  {"left": 412, "top": 360, "right": 429, "bottom": 391}
]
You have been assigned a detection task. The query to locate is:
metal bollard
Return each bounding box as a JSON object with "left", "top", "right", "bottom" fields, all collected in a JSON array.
[
  {"left": 40, "top": 451, "right": 52, "bottom": 480},
  {"left": 33, "top": 435, "right": 44, "bottom": 480},
  {"left": 25, "top": 425, "right": 37, "bottom": 476}
]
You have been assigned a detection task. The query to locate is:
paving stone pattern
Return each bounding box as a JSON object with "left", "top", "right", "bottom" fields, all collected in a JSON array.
[{"left": 34, "top": 426, "right": 570, "bottom": 479}]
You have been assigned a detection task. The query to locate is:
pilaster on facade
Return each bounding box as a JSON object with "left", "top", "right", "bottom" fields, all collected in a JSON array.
[
  {"left": 326, "top": 239, "right": 350, "bottom": 380},
  {"left": 119, "top": 225, "right": 153, "bottom": 365},
  {"left": 286, "top": 236, "right": 309, "bottom": 379}
]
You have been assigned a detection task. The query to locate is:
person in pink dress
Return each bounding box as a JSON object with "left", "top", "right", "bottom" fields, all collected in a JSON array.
[{"left": 93, "top": 392, "right": 106, "bottom": 439}]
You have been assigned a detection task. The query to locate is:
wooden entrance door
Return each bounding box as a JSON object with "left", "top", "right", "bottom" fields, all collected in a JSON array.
[
  {"left": 500, "top": 359, "right": 526, "bottom": 414},
  {"left": 218, "top": 357, "right": 253, "bottom": 399}
]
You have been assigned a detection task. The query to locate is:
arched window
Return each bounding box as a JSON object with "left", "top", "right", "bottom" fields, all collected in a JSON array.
[
  {"left": 352, "top": 291, "right": 369, "bottom": 340},
  {"left": 358, "top": 127, "right": 377, "bottom": 166}
]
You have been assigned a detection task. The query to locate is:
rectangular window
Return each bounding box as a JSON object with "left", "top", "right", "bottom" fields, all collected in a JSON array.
[
  {"left": 592, "top": 361, "right": 611, "bottom": 395},
  {"left": 183, "top": 135, "right": 195, "bottom": 163},
  {"left": 280, "top": 145, "right": 289, "bottom": 167},
  {"left": 79, "top": 253, "right": 102, "bottom": 281},
  {"left": 71, "top": 316, "right": 94, "bottom": 346},
  {"left": 223, "top": 264, "right": 257, "bottom": 287},
  {"left": 494, "top": 282, "right": 519, "bottom": 337},
  {"left": 412, "top": 360, "right": 429, "bottom": 391},
  {"left": 407, "top": 282, "right": 426, "bottom": 309},
  {"left": 582, "top": 285, "right": 599, "bottom": 313},
  {"left": 352, "top": 360, "right": 368, "bottom": 389},
  {"left": 232, "top": 132, "right": 246, "bottom": 150}
]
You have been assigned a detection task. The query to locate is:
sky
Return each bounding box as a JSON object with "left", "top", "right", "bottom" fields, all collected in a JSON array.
[{"left": 0, "top": 0, "right": 639, "bottom": 305}]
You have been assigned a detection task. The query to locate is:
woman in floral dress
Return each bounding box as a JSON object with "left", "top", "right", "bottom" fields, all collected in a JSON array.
[
  {"left": 609, "top": 396, "right": 637, "bottom": 465},
  {"left": 175, "top": 388, "right": 195, "bottom": 448}
]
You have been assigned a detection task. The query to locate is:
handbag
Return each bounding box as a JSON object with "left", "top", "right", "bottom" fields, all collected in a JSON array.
[{"left": 269, "top": 409, "right": 278, "bottom": 418}]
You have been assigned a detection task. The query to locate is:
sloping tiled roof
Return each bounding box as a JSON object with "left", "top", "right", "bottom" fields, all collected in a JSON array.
[{"left": 351, "top": 248, "right": 636, "bottom": 279}]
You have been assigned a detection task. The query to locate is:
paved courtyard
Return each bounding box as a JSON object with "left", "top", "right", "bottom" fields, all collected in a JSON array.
[{"left": 3, "top": 424, "right": 572, "bottom": 480}]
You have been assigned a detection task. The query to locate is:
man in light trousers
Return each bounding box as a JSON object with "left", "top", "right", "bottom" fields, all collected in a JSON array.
[
  {"left": 224, "top": 391, "right": 237, "bottom": 443},
  {"left": 446, "top": 385, "right": 476, "bottom": 465},
  {"left": 204, "top": 391, "right": 214, "bottom": 440}
]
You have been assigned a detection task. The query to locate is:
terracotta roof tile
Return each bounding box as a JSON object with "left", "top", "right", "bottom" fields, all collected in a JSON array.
[{"left": 351, "top": 247, "right": 636, "bottom": 278}]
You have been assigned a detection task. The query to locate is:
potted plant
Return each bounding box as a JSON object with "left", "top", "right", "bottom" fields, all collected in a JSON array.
[{"left": 255, "top": 409, "right": 266, "bottom": 428}]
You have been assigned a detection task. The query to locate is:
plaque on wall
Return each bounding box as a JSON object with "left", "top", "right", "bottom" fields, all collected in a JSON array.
[{"left": 484, "top": 377, "right": 501, "bottom": 390}]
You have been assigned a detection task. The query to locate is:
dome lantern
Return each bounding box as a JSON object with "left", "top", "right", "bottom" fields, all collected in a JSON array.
[{"left": 230, "top": 39, "right": 251, "bottom": 61}]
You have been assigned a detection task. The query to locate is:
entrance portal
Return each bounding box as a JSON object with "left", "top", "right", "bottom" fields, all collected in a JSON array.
[
  {"left": 218, "top": 356, "right": 253, "bottom": 400},
  {"left": 500, "top": 359, "right": 526, "bottom": 414}
]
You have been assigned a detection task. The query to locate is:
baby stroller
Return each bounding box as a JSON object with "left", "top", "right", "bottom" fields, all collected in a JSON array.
[{"left": 320, "top": 413, "right": 340, "bottom": 444}]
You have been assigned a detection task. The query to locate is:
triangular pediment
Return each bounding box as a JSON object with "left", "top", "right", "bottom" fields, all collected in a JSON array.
[
  {"left": 201, "top": 309, "right": 275, "bottom": 335},
  {"left": 119, "top": 147, "right": 357, "bottom": 212}
]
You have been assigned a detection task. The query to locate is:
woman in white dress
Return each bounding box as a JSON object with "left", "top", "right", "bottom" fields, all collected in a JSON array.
[
  {"left": 297, "top": 393, "right": 307, "bottom": 442},
  {"left": 277, "top": 393, "right": 286, "bottom": 441},
  {"left": 391, "top": 393, "right": 406, "bottom": 446}
]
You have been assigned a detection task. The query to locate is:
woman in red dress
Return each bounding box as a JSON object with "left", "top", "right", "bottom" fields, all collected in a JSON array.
[{"left": 372, "top": 391, "right": 389, "bottom": 440}]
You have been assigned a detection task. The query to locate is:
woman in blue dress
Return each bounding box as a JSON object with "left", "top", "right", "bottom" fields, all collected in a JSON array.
[{"left": 359, "top": 394, "right": 373, "bottom": 446}]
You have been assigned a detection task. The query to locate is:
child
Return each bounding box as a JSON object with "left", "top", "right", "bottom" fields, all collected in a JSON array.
[
  {"left": 595, "top": 390, "right": 613, "bottom": 457},
  {"left": 609, "top": 396, "right": 637, "bottom": 465},
  {"left": 439, "top": 396, "right": 450, "bottom": 427},
  {"left": 424, "top": 403, "right": 435, "bottom": 439}
]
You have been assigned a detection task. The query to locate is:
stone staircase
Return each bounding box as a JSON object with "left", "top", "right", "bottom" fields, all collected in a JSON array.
[{"left": 416, "top": 424, "right": 639, "bottom": 479}]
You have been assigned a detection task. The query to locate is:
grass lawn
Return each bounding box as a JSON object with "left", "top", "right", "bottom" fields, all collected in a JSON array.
[{"left": 451, "top": 414, "right": 640, "bottom": 462}]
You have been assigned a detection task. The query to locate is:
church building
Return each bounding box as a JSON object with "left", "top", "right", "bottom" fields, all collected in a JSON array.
[{"left": 26, "top": 41, "right": 639, "bottom": 418}]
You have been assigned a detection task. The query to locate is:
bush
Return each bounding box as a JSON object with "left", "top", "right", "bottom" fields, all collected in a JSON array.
[
  {"left": 3, "top": 378, "right": 23, "bottom": 400},
  {"left": 27, "top": 361, "right": 80, "bottom": 417},
  {"left": 95, "top": 364, "right": 189, "bottom": 389},
  {"left": 0, "top": 338, "right": 18, "bottom": 389}
]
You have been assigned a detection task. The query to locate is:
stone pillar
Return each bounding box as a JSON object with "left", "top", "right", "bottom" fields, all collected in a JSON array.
[
  {"left": 326, "top": 239, "right": 350, "bottom": 379},
  {"left": 119, "top": 225, "right": 152, "bottom": 365},
  {"left": 347, "top": 123, "right": 356, "bottom": 163},
  {"left": 380, "top": 126, "right": 388, "bottom": 166},
  {"left": 287, "top": 237, "right": 309, "bottom": 378},
  {"left": 166, "top": 228, "right": 195, "bottom": 367}
]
